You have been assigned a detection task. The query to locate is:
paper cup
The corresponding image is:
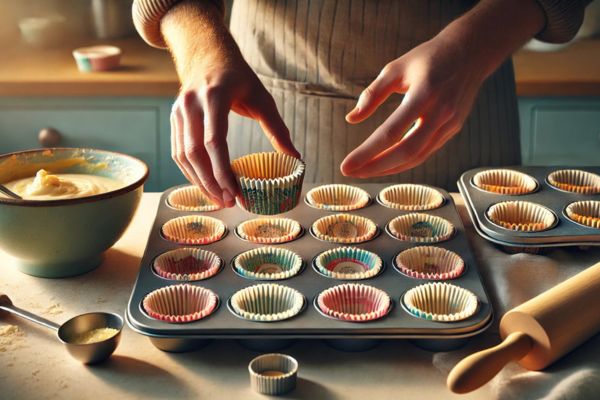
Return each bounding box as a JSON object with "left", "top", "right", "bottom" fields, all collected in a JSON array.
[
  {"left": 378, "top": 184, "right": 444, "bottom": 210},
  {"left": 161, "top": 215, "right": 226, "bottom": 245},
  {"left": 249, "top": 353, "right": 298, "bottom": 395},
  {"left": 167, "top": 185, "right": 222, "bottom": 212},
  {"left": 153, "top": 248, "right": 222, "bottom": 281},
  {"left": 231, "top": 152, "right": 306, "bottom": 215},
  {"left": 236, "top": 217, "right": 302, "bottom": 244},
  {"left": 403, "top": 282, "right": 478, "bottom": 322},
  {"left": 387, "top": 213, "right": 454, "bottom": 243},
  {"left": 306, "top": 184, "right": 370, "bottom": 211},
  {"left": 314, "top": 247, "right": 382, "bottom": 280},
  {"left": 143, "top": 284, "right": 218, "bottom": 323},
  {"left": 395, "top": 246, "right": 465, "bottom": 280},
  {"left": 316, "top": 283, "right": 391, "bottom": 322},
  {"left": 565, "top": 200, "right": 600, "bottom": 229},
  {"left": 234, "top": 247, "right": 303, "bottom": 280},
  {"left": 547, "top": 169, "right": 600, "bottom": 194},
  {"left": 312, "top": 213, "right": 377, "bottom": 244},
  {"left": 472, "top": 169, "right": 537, "bottom": 195},
  {"left": 486, "top": 201, "right": 556, "bottom": 232},
  {"left": 230, "top": 284, "right": 304, "bottom": 322}
]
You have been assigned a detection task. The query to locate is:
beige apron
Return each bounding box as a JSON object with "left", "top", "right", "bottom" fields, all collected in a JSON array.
[{"left": 228, "top": 0, "right": 520, "bottom": 190}]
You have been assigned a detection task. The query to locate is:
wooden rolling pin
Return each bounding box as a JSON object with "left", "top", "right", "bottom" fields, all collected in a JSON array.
[{"left": 447, "top": 261, "right": 600, "bottom": 394}]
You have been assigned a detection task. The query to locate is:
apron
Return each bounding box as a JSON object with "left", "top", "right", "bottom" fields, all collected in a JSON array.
[{"left": 228, "top": 0, "right": 520, "bottom": 190}]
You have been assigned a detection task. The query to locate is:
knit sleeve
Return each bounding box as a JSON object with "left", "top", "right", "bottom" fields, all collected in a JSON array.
[
  {"left": 534, "top": 0, "right": 592, "bottom": 43},
  {"left": 132, "top": 0, "right": 225, "bottom": 48}
]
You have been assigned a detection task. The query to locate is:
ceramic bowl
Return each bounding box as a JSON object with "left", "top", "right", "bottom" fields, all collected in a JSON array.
[{"left": 0, "top": 148, "right": 148, "bottom": 278}]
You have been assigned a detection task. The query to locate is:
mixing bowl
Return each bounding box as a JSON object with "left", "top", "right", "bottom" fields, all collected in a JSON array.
[{"left": 0, "top": 148, "right": 148, "bottom": 278}]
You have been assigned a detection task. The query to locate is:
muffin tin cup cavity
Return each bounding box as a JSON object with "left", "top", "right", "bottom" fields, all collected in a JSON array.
[
  {"left": 249, "top": 353, "right": 298, "bottom": 395},
  {"left": 565, "top": 200, "right": 600, "bottom": 229},
  {"left": 305, "top": 184, "right": 370, "bottom": 211},
  {"left": 394, "top": 246, "right": 465, "bottom": 280},
  {"left": 486, "top": 201, "right": 557, "bottom": 232},
  {"left": 311, "top": 213, "right": 378, "bottom": 244},
  {"left": 166, "top": 185, "right": 222, "bottom": 212},
  {"left": 387, "top": 213, "right": 455, "bottom": 243},
  {"left": 314, "top": 247, "right": 383, "bottom": 280},
  {"left": 233, "top": 247, "right": 303, "bottom": 280},
  {"left": 547, "top": 169, "right": 600, "bottom": 194},
  {"left": 378, "top": 184, "right": 444, "bottom": 211},
  {"left": 161, "top": 215, "right": 226, "bottom": 245},
  {"left": 402, "top": 282, "right": 478, "bottom": 322},
  {"left": 472, "top": 169, "right": 538, "bottom": 195},
  {"left": 153, "top": 248, "right": 222, "bottom": 281},
  {"left": 236, "top": 217, "right": 302, "bottom": 244},
  {"left": 231, "top": 152, "right": 306, "bottom": 215},
  {"left": 316, "top": 283, "right": 391, "bottom": 322},
  {"left": 230, "top": 284, "right": 305, "bottom": 322},
  {"left": 143, "top": 284, "right": 218, "bottom": 323}
]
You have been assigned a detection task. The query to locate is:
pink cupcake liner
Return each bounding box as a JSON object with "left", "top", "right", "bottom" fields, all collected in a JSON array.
[
  {"left": 153, "top": 248, "right": 222, "bottom": 281},
  {"left": 143, "top": 284, "right": 218, "bottom": 323},
  {"left": 317, "top": 283, "right": 391, "bottom": 322},
  {"left": 395, "top": 246, "right": 465, "bottom": 280}
]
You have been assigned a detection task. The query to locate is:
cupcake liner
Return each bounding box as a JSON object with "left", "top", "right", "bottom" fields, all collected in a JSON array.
[
  {"left": 230, "top": 284, "right": 304, "bottom": 322},
  {"left": 378, "top": 184, "right": 444, "bottom": 211},
  {"left": 314, "top": 247, "right": 382, "bottom": 280},
  {"left": 153, "top": 248, "right": 222, "bottom": 281},
  {"left": 317, "top": 283, "right": 391, "bottom": 322},
  {"left": 167, "top": 185, "right": 222, "bottom": 212},
  {"left": 565, "top": 200, "right": 600, "bottom": 229},
  {"left": 403, "top": 282, "right": 478, "bottom": 322},
  {"left": 234, "top": 247, "right": 303, "bottom": 280},
  {"left": 306, "top": 184, "right": 370, "bottom": 211},
  {"left": 143, "top": 284, "right": 218, "bottom": 323},
  {"left": 161, "top": 215, "right": 226, "bottom": 245},
  {"left": 472, "top": 169, "right": 537, "bottom": 195},
  {"left": 395, "top": 246, "right": 465, "bottom": 280},
  {"left": 237, "top": 217, "right": 302, "bottom": 244},
  {"left": 486, "top": 201, "right": 556, "bottom": 232},
  {"left": 249, "top": 353, "right": 298, "bottom": 395},
  {"left": 312, "top": 213, "right": 377, "bottom": 244},
  {"left": 388, "top": 213, "right": 455, "bottom": 243},
  {"left": 231, "top": 152, "right": 306, "bottom": 215},
  {"left": 547, "top": 169, "right": 600, "bottom": 194}
]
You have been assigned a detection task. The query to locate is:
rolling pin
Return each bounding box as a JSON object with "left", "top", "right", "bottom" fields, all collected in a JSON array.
[{"left": 447, "top": 261, "right": 600, "bottom": 394}]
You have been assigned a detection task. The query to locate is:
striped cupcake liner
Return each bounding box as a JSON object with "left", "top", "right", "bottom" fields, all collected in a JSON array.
[
  {"left": 547, "top": 169, "right": 600, "bottom": 194},
  {"left": 249, "top": 353, "right": 298, "bottom": 395},
  {"left": 143, "top": 284, "right": 218, "bottom": 323},
  {"left": 311, "top": 213, "right": 378, "bottom": 244},
  {"left": 402, "top": 282, "right": 478, "bottom": 322},
  {"left": 167, "top": 185, "right": 222, "bottom": 212},
  {"left": 229, "top": 284, "right": 305, "bottom": 322},
  {"left": 314, "top": 247, "right": 382, "bottom": 280},
  {"left": 236, "top": 217, "right": 302, "bottom": 244},
  {"left": 387, "top": 213, "right": 455, "bottom": 243},
  {"left": 305, "top": 184, "right": 370, "bottom": 211},
  {"left": 316, "top": 283, "right": 391, "bottom": 322},
  {"left": 565, "top": 200, "right": 600, "bottom": 229},
  {"left": 472, "top": 169, "right": 538, "bottom": 195},
  {"left": 153, "top": 248, "right": 222, "bottom": 281},
  {"left": 161, "top": 215, "right": 226, "bottom": 245},
  {"left": 486, "top": 201, "right": 556, "bottom": 232},
  {"left": 378, "top": 184, "right": 444, "bottom": 211},
  {"left": 231, "top": 152, "right": 306, "bottom": 215},
  {"left": 394, "top": 246, "right": 465, "bottom": 280},
  {"left": 233, "top": 247, "right": 303, "bottom": 280}
]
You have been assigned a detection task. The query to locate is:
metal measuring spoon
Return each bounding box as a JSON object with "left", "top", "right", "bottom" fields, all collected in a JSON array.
[
  {"left": 0, "top": 184, "right": 22, "bottom": 200},
  {"left": 0, "top": 293, "right": 122, "bottom": 364}
]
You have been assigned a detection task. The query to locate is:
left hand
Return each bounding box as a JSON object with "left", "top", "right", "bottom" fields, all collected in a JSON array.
[{"left": 341, "top": 34, "right": 485, "bottom": 178}]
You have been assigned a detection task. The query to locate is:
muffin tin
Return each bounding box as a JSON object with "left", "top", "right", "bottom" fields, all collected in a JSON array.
[
  {"left": 126, "top": 184, "right": 493, "bottom": 350},
  {"left": 458, "top": 167, "right": 600, "bottom": 247}
]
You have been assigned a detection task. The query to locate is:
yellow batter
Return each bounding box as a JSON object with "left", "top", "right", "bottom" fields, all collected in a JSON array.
[{"left": 3, "top": 169, "right": 123, "bottom": 200}]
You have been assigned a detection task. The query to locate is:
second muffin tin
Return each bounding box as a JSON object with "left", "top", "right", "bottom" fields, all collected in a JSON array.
[{"left": 126, "top": 184, "right": 493, "bottom": 349}]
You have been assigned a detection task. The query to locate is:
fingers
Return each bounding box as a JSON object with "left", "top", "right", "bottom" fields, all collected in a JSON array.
[{"left": 171, "top": 103, "right": 201, "bottom": 187}]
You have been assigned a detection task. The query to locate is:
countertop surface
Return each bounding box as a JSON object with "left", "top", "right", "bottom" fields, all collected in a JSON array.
[
  {"left": 2, "top": 193, "right": 600, "bottom": 400},
  {"left": 1, "top": 37, "right": 599, "bottom": 97}
]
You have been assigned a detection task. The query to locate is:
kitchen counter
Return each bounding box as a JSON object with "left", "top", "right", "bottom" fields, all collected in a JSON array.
[
  {"left": 2, "top": 193, "right": 600, "bottom": 400},
  {"left": 1, "top": 37, "right": 599, "bottom": 97}
]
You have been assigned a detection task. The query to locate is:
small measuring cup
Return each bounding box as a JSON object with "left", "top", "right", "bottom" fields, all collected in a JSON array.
[{"left": 0, "top": 293, "right": 122, "bottom": 364}]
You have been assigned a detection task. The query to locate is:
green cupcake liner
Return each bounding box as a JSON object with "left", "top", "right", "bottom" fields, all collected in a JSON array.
[
  {"left": 234, "top": 247, "right": 303, "bottom": 280},
  {"left": 314, "top": 247, "right": 382, "bottom": 280}
]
